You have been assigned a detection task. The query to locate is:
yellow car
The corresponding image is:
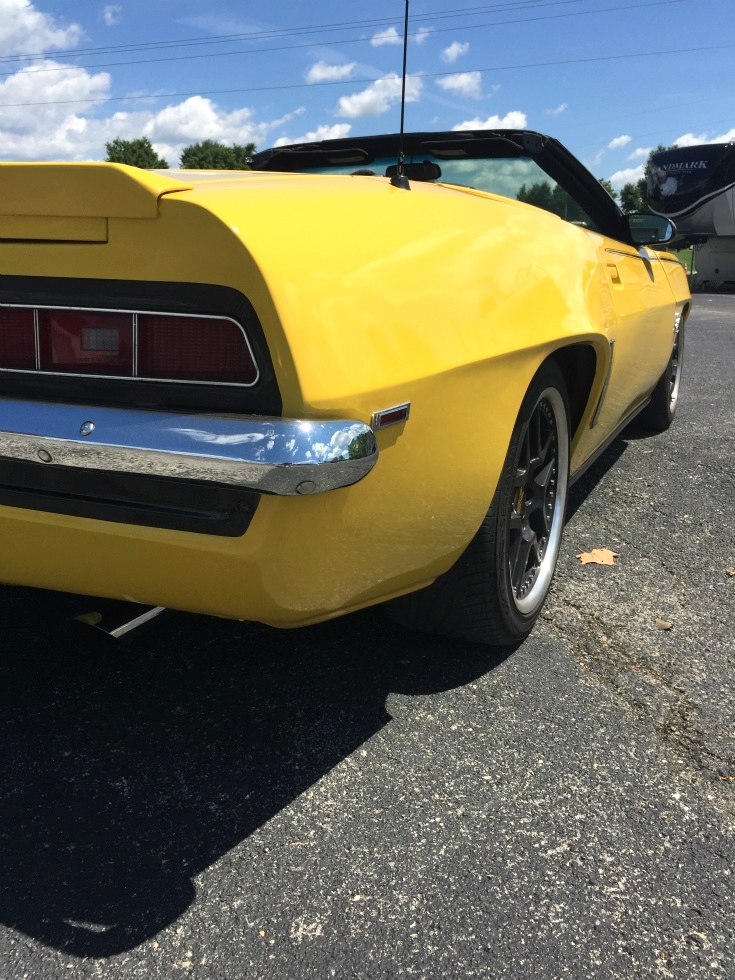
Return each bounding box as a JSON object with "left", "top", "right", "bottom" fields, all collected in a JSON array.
[{"left": 0, "top": 130, "right": 689, "bottom": 644}]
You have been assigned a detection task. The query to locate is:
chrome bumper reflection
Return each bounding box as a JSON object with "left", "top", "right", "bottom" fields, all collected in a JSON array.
[{"left": 0, "top": 399, "right": 378, "bottom": 495}]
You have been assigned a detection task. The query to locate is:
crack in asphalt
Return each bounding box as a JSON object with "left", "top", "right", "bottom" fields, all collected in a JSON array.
[{"left": 541, "top": 600, "right": 722, "bottom": 776}]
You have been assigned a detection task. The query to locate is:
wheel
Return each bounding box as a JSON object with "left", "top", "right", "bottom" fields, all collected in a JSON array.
[
  {"left": 387, "top": 362, "right": 570, "bottom": 645},
  {"left": 636, "top": 313, "right": 684, "bottom": 432}
]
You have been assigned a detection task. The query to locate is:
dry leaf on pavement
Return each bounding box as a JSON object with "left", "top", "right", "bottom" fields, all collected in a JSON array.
[{"left": 575, "top": 548, "right": 619, "bottom": 566}]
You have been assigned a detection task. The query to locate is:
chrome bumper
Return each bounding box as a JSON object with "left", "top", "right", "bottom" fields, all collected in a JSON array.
[{"left": 0, "top": 399, "right": 378, "bottom": 496}]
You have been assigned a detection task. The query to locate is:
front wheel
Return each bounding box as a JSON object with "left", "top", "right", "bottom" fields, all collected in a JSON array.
[{"left": 387, "top": 362, "right": 570, "bottom": 645}]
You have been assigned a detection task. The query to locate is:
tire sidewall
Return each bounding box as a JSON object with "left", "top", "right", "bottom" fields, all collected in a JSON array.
[{"left": 491, "top": 363, "right": 570, "bottom": 639}]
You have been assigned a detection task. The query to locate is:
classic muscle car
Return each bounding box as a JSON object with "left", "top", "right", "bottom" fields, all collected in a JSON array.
[{"left": 0, "top": 130, "right": 689, "bottom": 644}]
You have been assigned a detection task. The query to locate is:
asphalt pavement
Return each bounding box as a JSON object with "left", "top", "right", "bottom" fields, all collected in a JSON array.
[{"left": 0, "top": 295, "right": 733, "bottom": 980}]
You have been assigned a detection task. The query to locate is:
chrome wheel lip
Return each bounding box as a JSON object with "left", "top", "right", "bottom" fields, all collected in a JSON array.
[
  {"left": 510, "top": 386, "right": 569, "bottom": 615},
  {"left": 668, "top": 315, "right": 684, "bottom": 413}
]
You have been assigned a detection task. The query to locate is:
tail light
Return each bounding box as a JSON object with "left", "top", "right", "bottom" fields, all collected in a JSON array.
[
  {"left": 39, "top": 310, "right": 133, "bottom": 375},
  {"left": 0, "top": 306, "right": 258, "bottom": 385},
  {"left": 0, "top": 308, "right": 36, "bottom": 369},
  {"left": 138, "top": 314, "right": 257, "bottom": 383}
]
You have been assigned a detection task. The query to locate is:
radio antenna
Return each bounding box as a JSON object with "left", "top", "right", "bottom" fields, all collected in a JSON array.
[{"left": 390, "top": 0, "right": 411, "bottom": 190}]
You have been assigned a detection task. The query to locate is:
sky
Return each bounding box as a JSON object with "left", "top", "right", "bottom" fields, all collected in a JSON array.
[{"left": 0, "top": 0, "right": 733, "bottom": 188}]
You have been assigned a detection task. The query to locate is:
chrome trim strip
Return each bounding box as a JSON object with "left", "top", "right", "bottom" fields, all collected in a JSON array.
[
  {"left": 0, "top": 303, "right": 260, "bottom": 388},
  {"left": 132, "top": 312, "right": 139, "bottom": 378},
  {"left": 33, "top": 308, "right": 40, "bottom": 371},
  {"left": 605, "top": 246, "right": 661, "bottom": 262},
  {"left": 0, "top": 399, "right": 379, "bottom": 496}
]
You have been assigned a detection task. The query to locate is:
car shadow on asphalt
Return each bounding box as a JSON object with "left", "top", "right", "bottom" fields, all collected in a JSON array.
[
  {"left": 566, "top": 434, "right": 628, "bottom": 522},
  {"left": 566, "top": 414, "right": 673, "bottom": 523},
  {"left": 0, "top": 588, "right": 515, "bottom": 957}
]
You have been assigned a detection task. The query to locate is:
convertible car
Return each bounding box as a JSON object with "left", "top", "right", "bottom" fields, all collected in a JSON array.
[{"left": 0, "top": 130, "right": 688, "bottom": 644}]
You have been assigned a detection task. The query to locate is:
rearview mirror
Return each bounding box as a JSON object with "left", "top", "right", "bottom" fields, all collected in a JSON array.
[
  {"left": 625, "top": 213, "right": 676, "bottom": 246},
  {"left": 385, "top": 161, "right": 442, "bottom": 182}
]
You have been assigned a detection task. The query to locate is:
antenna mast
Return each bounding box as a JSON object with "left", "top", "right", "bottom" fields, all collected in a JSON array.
[{"left": 390, "top": 0, "right": 411, "bottom": 190}]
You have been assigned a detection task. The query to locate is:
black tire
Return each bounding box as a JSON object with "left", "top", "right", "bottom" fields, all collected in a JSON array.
[
  {"left": 387, "top": 362, "right": 570, "bottom": 645},
  {"left": 636, "top": 314, "right": 684, "bottom": 432}
]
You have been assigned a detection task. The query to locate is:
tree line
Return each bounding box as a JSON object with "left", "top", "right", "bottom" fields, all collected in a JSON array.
[
  {"left": 518, "top": 145, "right": 675, "bottom": 216},
  {"left": 605, "top": 144, "right": 675, "bottom": 214},
  {"left": 104, "top": 136, "right": 256, "bottom": 170}
]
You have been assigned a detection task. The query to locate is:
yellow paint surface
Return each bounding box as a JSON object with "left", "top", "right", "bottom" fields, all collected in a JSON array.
[{"left": 0, "top": 165, "right": 686, "bottom": 625}]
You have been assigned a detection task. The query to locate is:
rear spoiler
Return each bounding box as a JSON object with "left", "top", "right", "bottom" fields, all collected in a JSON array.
[{"left": 0, "top": 163, "right": 193, "bottom": 242}]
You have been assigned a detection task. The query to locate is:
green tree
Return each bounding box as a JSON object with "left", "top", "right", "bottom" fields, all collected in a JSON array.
[
  {"left": 230, "top": 142, "right": 256, "bottom": 168},
  {"left": 618, "top": 144, "right": 677, "bottom": 214},
  {"left": 598, "top": 177, "right": 617, "bottom": 201},
  {"left": 105, "top": 136, "right": 168, "bottom": 168},
  {"left": 517, "top": 181, "right": 589, "bottom": 224},
  {"left": 517, "top": 180, "right": 556, "bottom": 212},
  {"left": 619, "top": 180, "right": 646, "bottom": 214},
  {"left": 179, "top": 140, "right": 256, "bottom": 169},
  {"left": 347, "top": 431, "right": 375, "bottom": 460}
]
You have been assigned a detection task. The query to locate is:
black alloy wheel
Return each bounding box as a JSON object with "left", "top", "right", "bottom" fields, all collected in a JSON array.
[
  {"left": 386, "top": 361, "right": 570, "bottom": 645},
  {"left": 507, "top": 382, "right": 568, "bottom": 619},
  {"left": 637, "top": 312, "right": 685, "bottom": 432}
]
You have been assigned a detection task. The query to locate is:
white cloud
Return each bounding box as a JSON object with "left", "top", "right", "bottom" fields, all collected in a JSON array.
[
  {"left": 608, "top": 134, "right": 631, "bottom": 150},
  {"left": 441, "top": 41, "right": 469, "bottom": 64},
  {"left": 544, "top": 102, "right": 568, "bottom": 117},
  {"left": 274, "top": 123, "right": 352, "bottom": 147},
  {"left": 453, "top": 110, "right": 527, "bottom": 131},
  {"left": 673, "top": 132, "right": 707, "bottom": 147},
  {"left": 436, "top": 71, "right": 482, "bottom": 99},
  {"left": 0, "top": 60, "right": 110, "bottom": 158},
  {"left": 0, "top": 57, "right": 306, "bottom": 163},
  {"left": 102, "top": 4, "right": 122, "bottom": 26},
  {"left": 628, "top": 146, "right": 651, "bottom": 160},
  {"left": 145, "top": 96, "right": 250, "bottom": 143},
  {"left": 143, "top": 98, "right": 305, "bottom": 154},
  {"left": 0, "top": 0, "right": 82, "bottom": 57},
  {"left": 0, "top": 0, "right": 309, "bottom": 165},
  {"left": 335, "top": 73, "right": 422, "bottom": 118},
  {"left": 305, "top": 61, "right": 355, "bottom": 84},
  {"left": 147, "top": 102, "right": 305, "bottom": 165},
  {"left": 608, "top": 164, "right": 645, "bottom": 190},
  {"left": 675, "top": 126, "right": 735, "bottom": 147},
  {"left": 370, "top": 27, "right": 401, "bottom": 47},
  {"left": 413, "top": 26, "right": 433, "bottom": 44}
]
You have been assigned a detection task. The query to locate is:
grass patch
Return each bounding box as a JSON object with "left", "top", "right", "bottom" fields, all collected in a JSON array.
[{"left": 670, "top": 248, "right": 694, "bottom": 270}]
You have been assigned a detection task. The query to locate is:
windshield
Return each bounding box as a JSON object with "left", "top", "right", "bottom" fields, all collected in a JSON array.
[{"left": 295, "top": 151, "right": 598, "bottom": 228}]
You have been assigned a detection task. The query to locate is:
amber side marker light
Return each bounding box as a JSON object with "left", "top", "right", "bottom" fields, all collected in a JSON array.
[
  {"left": 372, "top": 402, "right": 410, "bottom": 430},
  {"left": 0, "top": 307, "right": 258, "bottom": 385}
]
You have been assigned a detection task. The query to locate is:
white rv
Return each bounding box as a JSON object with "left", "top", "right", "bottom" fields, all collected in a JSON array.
[{"left": 648, "top": 143, "right": 735, "bottom": 289}]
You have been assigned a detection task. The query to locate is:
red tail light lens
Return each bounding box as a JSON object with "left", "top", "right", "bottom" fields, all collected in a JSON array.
[
  {"left": 0, "top": 307, "right": 36, "bottom": 369},
  {"left": 0, "top": 306, "right": 258, "bottom": 385},
  {"left": 38, "top": 310, "right": 134, "bottom": 375},
  {"left": 138, "top": 314, "right": 257, "bottom": 383}
]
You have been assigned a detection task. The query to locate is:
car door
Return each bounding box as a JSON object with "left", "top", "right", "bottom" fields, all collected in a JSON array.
[{"left": 592, "top": 236, "right": 676, "bottom": 437}]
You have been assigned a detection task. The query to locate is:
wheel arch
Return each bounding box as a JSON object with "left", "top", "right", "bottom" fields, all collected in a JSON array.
[{"left": 546, "top": 343, "right": 598, "bottom": 443}]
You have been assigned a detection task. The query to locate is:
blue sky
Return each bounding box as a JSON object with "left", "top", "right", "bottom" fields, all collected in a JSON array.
[{"left": 1, "top": 0, "right": 733, "bottom": 188}]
